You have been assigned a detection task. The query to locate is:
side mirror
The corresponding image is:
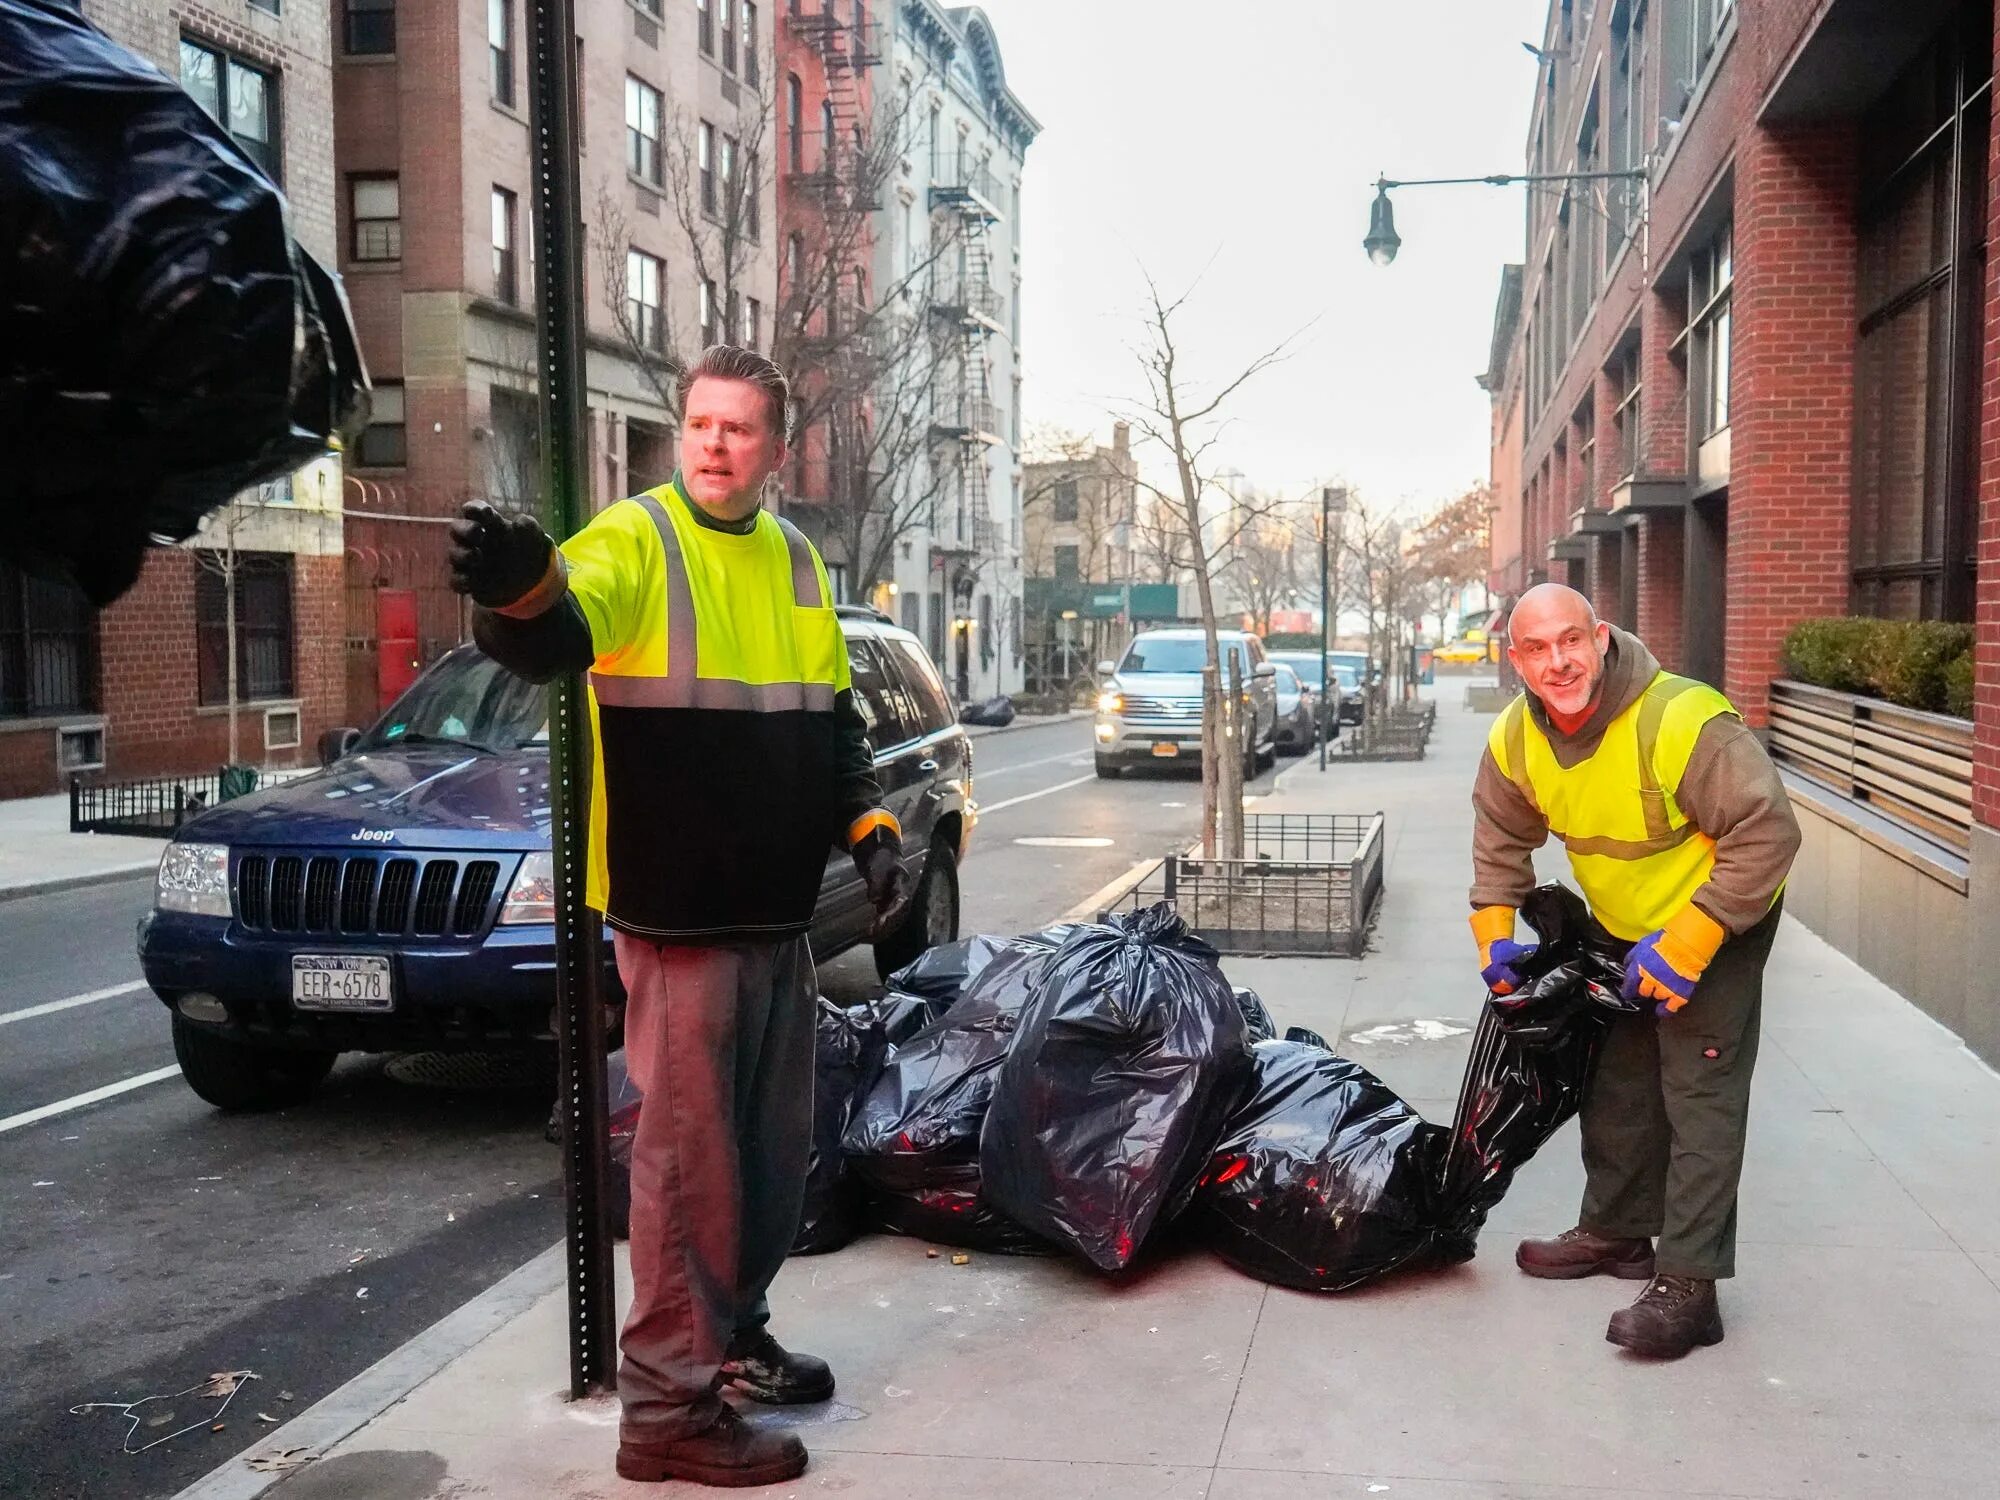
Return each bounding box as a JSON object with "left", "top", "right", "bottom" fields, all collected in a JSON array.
[
  {"left": 1096, "top": 659, "right": 1117, "bottom": 677},
  {"left": 318, "top": 727, "right": 362, "bottom": 767},
  {"left": 1252, "top": 661, "right": 1277, "bottom": 679}
]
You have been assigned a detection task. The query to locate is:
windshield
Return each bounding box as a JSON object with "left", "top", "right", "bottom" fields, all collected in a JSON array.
[
  {"left": 1271, "top": 653, "right": 1323, "bottom": 686},
  {"left": 360, "top": 650, "right": 549, "bottom": 754},
  {"left": 1120, "top": 638, "right": 1243, "bottom": 675},
  {"left": 1331, "top": 664, "right": 1361, "bottom": 689},
  {"left": 1272, "top": 664, "right": 1300, "bottom": 693}
]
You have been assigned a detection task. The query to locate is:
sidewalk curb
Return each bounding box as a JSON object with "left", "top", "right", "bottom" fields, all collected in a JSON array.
[
  {"left": 170, "top": 1242, "right": 566, "bottom": 1500},
  {"left": 0, "top": 861, "right": 158, "bottom": 904},
  {"left": 964, "top": 709, "right": 1089, "bottom": 740},
  {"left": 1063, "top": 857, "right": 1163, "bottom": 921}
]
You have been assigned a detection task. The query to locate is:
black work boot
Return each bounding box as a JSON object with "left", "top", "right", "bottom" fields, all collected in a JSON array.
[
  {"left": 616, "top": 1406, "right": 808, "bottom": 1487},
  {"left": 720, "top": 1327, "right": 836, "bottom": 1405},
  {"left": 1606, "top": 1274, "right": 1725, "bottom": 1358},
  {"left": 1516, "top": 1226, "right": 1657, "bottom": 1280}
]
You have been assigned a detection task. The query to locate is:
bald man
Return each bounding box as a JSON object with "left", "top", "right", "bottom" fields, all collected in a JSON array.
[{"left": 1470, "top": 585, "right": 1800, "bottom": 1360}]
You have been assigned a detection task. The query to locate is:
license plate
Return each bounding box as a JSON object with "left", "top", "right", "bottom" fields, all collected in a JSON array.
[
  {"left": 291, "top": 954, "right": 394, "bottom": 1012},
  {"left": 1151, "top": 742, "right": 1182, "bottom": 758}
]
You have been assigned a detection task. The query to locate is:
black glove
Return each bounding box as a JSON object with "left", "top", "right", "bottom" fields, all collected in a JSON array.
[
  {"left": 854, "top": 830, "right": 914, "bottom": 931},
  {"left": 449, "top": 500, "right": 557, "bottom": 609}
]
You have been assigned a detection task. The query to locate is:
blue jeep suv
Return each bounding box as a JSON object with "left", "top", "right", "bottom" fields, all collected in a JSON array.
[{"left": 140, "top": 608, "right": 975, "bottom": 1110}]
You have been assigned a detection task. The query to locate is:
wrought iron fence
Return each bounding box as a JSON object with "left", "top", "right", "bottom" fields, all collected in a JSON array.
[
  {"left": 1339, "top": 700, "right": 1436, "bottom": 761},
  {"left": 70, "top": 767, "right": 276, "bottom": 838},
  {"left": 1100, "top": 813, "right": 1386, "bottom": 957}
]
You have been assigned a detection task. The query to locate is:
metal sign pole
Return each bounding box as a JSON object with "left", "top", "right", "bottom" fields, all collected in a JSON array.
[
  {"left": 527, "top": 0, "right": 616, "bottom": 1399},
  {"left": 1317, "top": 486, "right": 1346, "bottom": 771}
]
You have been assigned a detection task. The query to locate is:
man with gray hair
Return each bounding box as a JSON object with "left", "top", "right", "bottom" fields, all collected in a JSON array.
[
  {"left": 1470, "top": 584, "right": 1800, "bottom": 1360},
  {"left": 448, "top": 345, "right": 912, "bottom": 1485}
]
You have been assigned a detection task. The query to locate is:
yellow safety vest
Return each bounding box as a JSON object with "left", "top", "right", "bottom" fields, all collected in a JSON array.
[
  {"left": 561, "top": 480, "right": 849, "bottom": 940},
  {"left": 1488, "top": 672, "right": 1735, "bottom": 942}
]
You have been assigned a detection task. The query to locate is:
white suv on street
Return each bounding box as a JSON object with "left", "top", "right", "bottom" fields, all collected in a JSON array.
[{"left": 1093, "top": 627, "right": 1279, "bottom": 779}]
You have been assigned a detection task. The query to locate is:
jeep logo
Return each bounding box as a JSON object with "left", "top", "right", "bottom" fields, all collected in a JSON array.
[{"left": 350, "top": 830, "right": 396, "bottom": 844}]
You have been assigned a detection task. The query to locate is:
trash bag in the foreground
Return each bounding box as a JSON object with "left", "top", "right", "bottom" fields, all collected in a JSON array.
[
  {"left": 885, "top": 924, "right": 1080, "bottom": 1011},
  {"left": 1191, "top": 1039, "right": 1447, "bottom": 1292},
  {"left": 792, "top": 1000, "right": 893, "bottom": 1256},
  {"left": 981, "top": 904, "right": 1254, "bottom": 1272},
  {"left": 0, "top": 0, "right": 368, "bottom": 604}
]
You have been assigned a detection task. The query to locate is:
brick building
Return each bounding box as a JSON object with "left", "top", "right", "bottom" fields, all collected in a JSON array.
[
  {"left": 0, "top": 1, "right": 347, "bottom": 799},
  {"left": 331, "top": 0, "right": 777, "bottom": 721},
  {"left": 1483, "top": 0, "right": 2000, "bottom": 1062},
  {"left": 1020, "top": 424, "right": 1146, "bottom": 692}
]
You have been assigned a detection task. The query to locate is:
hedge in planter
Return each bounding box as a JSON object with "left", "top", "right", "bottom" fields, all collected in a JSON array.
[{"left": 1782, "top": 617, "right": 1974, "bottom": 717}]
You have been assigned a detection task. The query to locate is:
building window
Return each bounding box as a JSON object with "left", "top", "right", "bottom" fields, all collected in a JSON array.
[
  {"left": 487, "top": 0, "right": 515, "bottom": 106},
  {"left": 697, "top": 0, "right": 713, "bottom": 56},
  {"left": 699, "top": 120, "right": 717, "bottom": 213},
  {"left": 722, "top": 134, "right": 738, "bottom": 219},
  {"left": 743, "top": 1, "right": 760, "bottom": 88},
  {"left": 1053, "top": 544, "right": 1079, "bottom": 581},
  {"left": 744, "top": 296, "right": 762, "bottom": 349},
  {"left": 348, "top": 175, "right": 401, "bottom": 261},
  {"left": 700, "top": 279, "right": 718, "bottom": 345},
  {"left": 1611, "top": 343, "right": 1641, "bottom": 479},
  {"left": 821, "top": 99, "right": 835, "bottom": 166},
  {"left": 1685, "top": 224, "right": 1730, "bottom": 440},
  {"left": 1850, "top": 17, "right": 1990, "bottom": 622},
  {"left": 786, "top": 75, "right": 803, "bottom": 171},
  {"left": 0, "top": 563, "right": 97, "bottom": 718},
  {"left": 1607, "top": 1, "right": 1648, "bottom": 253},
  {"left": 1053, "top": 478, "right": 1079, "bottom": 523},
  {"left": 344, "top": 0, "right": 394, "bottom": 55},
  {"left": 1661, "top": 0, "right": 1733, "bottom": 129},
  {"left": 746, "top": 149, "right": 761, "bottom": 238},
  {"left": 357, "top": 380, "right": 407, "bottom": 467},
  {"left": 721, "top": 0, "right": 737, "bottom": 73},
  {"left": 491, "top": 187, "right": 518, "bottom": 304},
  {"left": 627, "top": 250, "right": 664, "bottom": 351},
  {"left": 197, "top": 555, "right": 295, "bottom": 707},
  {"left": 626, "top": 76, "right": 662, "bottom": 185},
  {"left": 928, "top": 99, "right": 943, "bottom": 180},
  {"left": 179, "top": 38, "right": 280, "bottom": 183}
]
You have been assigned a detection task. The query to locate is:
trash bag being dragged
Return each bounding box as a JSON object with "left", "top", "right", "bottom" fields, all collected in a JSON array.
[
  {"left": 0, "top": 0, "right": 368, "bottom": 604},
  {"left": 981, "top": 904, "right": 1254, "bottom": 1273},
  {"left": 1190, "top": 1039, "right": 1449, "bottom": 1292},
  {"left": 1436, "top": 884, "right": 1639, "bottom": 1247}
]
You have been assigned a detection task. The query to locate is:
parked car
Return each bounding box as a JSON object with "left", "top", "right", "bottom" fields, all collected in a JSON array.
[
  {"left": 1093, "top": 627, "right": 1279, "bottom": 779},
  {"left": 139, "top": 608, "right": 975, "bottom": 1111},
  {"left": 1434, "top": 638, "right": 1491, "bottom": 666},
  {"left": 1270, "top": 651, "right": 1367, "bottom": 730},
  {"left": 1271, "top": 662, "right": 1318, "bottom": 753}
]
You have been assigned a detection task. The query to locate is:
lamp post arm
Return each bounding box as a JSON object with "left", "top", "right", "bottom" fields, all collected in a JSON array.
[{"left": 1375, "top": 170, "right": 1647, "bottom": 190}]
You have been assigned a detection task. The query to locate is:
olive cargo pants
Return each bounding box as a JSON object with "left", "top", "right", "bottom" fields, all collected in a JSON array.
[
  {"left": 1578, "top": 902, "right": 1783, "bottom": 1280},
  {"left": 612, "top": 931, "right": 816, "bottom": 1441}
]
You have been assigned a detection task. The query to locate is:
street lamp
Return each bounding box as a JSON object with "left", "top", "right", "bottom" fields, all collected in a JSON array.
[{"left": 1363, "top": 169, "right": 1646, "bottom": 265}]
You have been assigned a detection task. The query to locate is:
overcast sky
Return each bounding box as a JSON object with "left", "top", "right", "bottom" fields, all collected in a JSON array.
[{"left": 979, "top": 0, "right": 1549, "bottom": 513}]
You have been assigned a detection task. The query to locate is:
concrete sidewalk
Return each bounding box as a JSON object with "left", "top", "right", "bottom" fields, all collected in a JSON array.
[
  {"left": 193, "top": 683, "right": 2000, "bottom": 1499},
  {"left": 0, "top": 791, "right": 159, "bottom": 901}
]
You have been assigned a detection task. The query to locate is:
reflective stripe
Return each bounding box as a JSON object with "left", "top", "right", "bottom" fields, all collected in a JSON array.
[
  {"left": 1634, "top": 676, "right": 1701, "bottom": 841},
  {"left": 588, "top": 491, "right": 835, "bottom": 714},
  {"left": 1500, "top": 699, "right": 1540, "bottom": 812},
  {"left": 592, "top": 675, "right": 836, "bottom": 712},
  {"left": 774, "top": 515, "right": 825, "bottom": 608},
  {"left": 1559, "top": 824, "right": 1706, "bottom": 860},
  {"left": 846, "top": 809, "right": 902, "bottom": 847}
]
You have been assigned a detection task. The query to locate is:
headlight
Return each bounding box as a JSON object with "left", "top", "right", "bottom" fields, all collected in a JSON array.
[
  {"left": 499, "top": 851, "right": 556, "bottom": 925},
  {"left": 156, "top": 842, "right": 232, "bottom": 918},
  {"left": 1097, "top": 691, "right": 1123, "bottom": 714}
]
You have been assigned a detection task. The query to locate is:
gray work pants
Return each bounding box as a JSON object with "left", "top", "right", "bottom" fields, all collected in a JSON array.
[{"left": 612, "top": 931, "right": 816, "bottom": 1440}]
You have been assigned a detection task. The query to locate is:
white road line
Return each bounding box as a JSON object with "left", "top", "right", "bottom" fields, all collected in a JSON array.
[
  {"left": 0, "top": 980, "right": 147, "bottom": 1027},
  {"left": 0, "top": 1065, "right": 182, "bottom": 1136},
  {"left": 977, "top": 773, "right": 1096, "bottom": 815},
  {"left": 972, "top": 747, "right": 1092, "bottom": 777}
]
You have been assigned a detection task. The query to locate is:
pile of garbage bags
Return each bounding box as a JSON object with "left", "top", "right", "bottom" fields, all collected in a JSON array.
[
  {"left": 602, "top": 885, "right": 1638, "bottom": 1292},
  {"left": 1, "top": 0, "right": 369, "bottom": 604}
]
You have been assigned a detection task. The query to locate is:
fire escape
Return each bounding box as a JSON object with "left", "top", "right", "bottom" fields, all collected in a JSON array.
[{"left": 927, "top": 150, "right": 1005, "bottom": 565}]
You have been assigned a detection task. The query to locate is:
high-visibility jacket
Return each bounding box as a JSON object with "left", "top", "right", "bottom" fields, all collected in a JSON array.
[
  {"left": 1487, "top": 672, "right": 1738, "bottom": 941},
  {"left": 560, "top": 480, "right": 850, "bottom": 942}
]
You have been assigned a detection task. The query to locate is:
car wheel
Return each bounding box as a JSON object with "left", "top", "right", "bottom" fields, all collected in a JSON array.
[
  {"left": 873, "top": 836, "right": 961, "bottom": 981},
  {"left": 171, "top": 1014, "right": 337, "bottom": 1112},
  {"left": 1094, "top": 756, "right": 1122, "bottom": 779}
]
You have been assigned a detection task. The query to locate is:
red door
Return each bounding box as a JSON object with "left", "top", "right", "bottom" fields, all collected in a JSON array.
[{"left": 376, "top": 589, "right": 420, "bottom": 710}]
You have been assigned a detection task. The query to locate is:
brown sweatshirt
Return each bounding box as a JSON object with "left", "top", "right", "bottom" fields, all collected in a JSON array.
[{"left": 1469, "top": 627, "right": 1802, "bottom": 936}]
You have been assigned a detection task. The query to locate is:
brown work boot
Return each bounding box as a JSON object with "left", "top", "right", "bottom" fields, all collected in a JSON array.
[
  {"left": 616, "top": 1406, "right": 808, "bottom": 1488},
  {"left": 1606, "top": 1274, "right": 1725, "bottom": 1359},
  {"left": 1515, "top": 1225, "right": 1656, "bottom": 1280}
]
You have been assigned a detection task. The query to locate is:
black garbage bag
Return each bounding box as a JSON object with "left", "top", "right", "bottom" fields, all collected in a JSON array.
[
  {"left": 843, "top": 944, "right": 1051, "bottom": 1191},
  {"left": 980, "top": 904, "right": 1255, "bottom": 1272},
  {"left": 885, "top": 924, "right": 1080, "bottom": 1012},
  {"left": 792, "top": 1000, "right": 893, "bottom": 1255},
  {"left": 958, "top": 694, "right": 1016, "bottom": 727},
  {"left": 1282, "top": 1025, "right": 1330, "bottom": 1049},
  {"left": 1235, "top": 987, "right": 1277, "bottom": 1042},
  {"left": 1435, "top": 884, "right": 1638, "bottom": 1248},
  {"left": 0, "top": 0, "right": 368, "bottom": 604},
  {"left": 867, "top": 1171, "right": 1054, "bottom": 1256},
  {"left": 1190, "top": 1040, "right": 1449, "bottom": 1292}
]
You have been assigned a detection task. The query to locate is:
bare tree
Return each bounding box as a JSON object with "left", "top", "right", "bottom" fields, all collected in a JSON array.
[
  {"left": 1223, "top": 502, "right": 1310, "bottom": 635},
  {"left": 1409, "top": 482, "right": 1493, "bottom": 642},
  {"left": 1122, "top": 272, "right": 1307, "bottom": 859}
]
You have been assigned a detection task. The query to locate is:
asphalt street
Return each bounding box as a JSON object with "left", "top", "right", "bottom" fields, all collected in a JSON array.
[{"left": 0, "top": 717, "right": 1287, "bottom": 1499}]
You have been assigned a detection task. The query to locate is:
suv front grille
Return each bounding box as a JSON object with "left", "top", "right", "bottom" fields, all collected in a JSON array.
[
  {"left": 235, "top": 852, "right": 506, "bottom": 938},
  {"left": 1120, "top": 695, "right": 1202, "bottom": 721}
]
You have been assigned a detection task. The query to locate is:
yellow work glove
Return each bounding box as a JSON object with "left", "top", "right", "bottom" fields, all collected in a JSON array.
[{"left": 1623, "top": 905, "right": 1727, "bottom": 1015}]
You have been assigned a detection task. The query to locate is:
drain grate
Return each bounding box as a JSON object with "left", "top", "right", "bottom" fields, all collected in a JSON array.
[{"left": 384, "top": 1051, "right": 551, "bottom": 1091}]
